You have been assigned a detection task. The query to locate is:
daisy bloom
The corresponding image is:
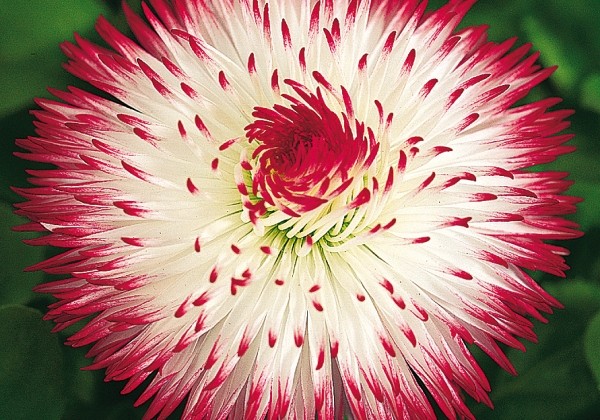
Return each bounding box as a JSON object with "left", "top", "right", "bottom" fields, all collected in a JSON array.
[{"left": 15, "top": 0, "right": 580, "bottom": 418}]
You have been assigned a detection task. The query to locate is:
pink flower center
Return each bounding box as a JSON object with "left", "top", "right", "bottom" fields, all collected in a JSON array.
[{"left": 245, "top": 81, "right": 379, "bottom": 217}]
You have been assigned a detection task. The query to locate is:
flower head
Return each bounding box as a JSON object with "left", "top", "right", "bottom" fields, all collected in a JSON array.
[{"left": 15, "top": 0, "right": 580, "bottom": 418}]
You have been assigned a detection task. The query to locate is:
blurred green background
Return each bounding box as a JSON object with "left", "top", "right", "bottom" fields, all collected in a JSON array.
[{"left": 1, "top": 0, "right": 599, "bottom": 418}]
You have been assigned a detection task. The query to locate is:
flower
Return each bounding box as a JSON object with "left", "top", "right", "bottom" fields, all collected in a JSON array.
[{"left": 14, "top": 0, "right": 580, "bottom": 418}]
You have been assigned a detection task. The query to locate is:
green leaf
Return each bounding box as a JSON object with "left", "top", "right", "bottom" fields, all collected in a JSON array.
[
  {"left": 0, "top": 0, "right": 110, "bottom": 116},
  {"left": 0, "top": 305, "right": 66, "bottom": 420},
  {"left": 511, "top": 280, "right": 600, "bottom": 371},
  {"left": 564, "top": 228, "right": 600, "bottom": 284},
  {"left": 477, "top": 343, "right": 599, "bottom": 419},
  {"left": 569, "top": 181, "right": 600, "bottom": 231},
  {"left": 585, "top": 310, "right": 600, "bottom": 391},
  {"left": 0, "top": 109, "right": 36, "bottom": 204},
  {"left": 459, "top": 0, "right": 532, "bottom": 42},
  {"left": 104, "top": 402, "right": 145, "bottom": 420},
  {"left": 536, "top": 139, "right": 600, "bottom": 186},
  {"left": 472, "top": 280, "right": 600, "bottom": 419},
  {"left": 521, "top": 15, "right": 591, "bottom": 97},
  {"left": 0, "top": 0, "right": 105, "bottom": 61},
  {"left": 0, "top": 49, "right": 77, "bottom": 118},
  {"left": 532, "top": 0, "right": 600, "bottom": 63},
  {"left": 60, "top": 347, "right": 145, "bottom": 420},
  {"left": 0, "top": 203, "right": 45, "bottom": 305},
  {"left": 64, "top": 347, "right": 99, "bottom": 406},
  {"left": 581, "top": 74, "right": 600, "bottom": 115}
]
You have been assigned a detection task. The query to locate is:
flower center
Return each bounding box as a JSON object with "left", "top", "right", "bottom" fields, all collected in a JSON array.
[
  {"left": 245, "top": 82, "right": 377, "bottom": 218},
  {"left": 263, "top": 124, "right": 328, "bottom": 180},
  {"left": 238, "top": 80, "right": 397, "bottom": 255}
]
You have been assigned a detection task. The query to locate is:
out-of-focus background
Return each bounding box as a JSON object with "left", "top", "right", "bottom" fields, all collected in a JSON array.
[{"left": 0, "top": 0, "right": 599, "bottom": 418}]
